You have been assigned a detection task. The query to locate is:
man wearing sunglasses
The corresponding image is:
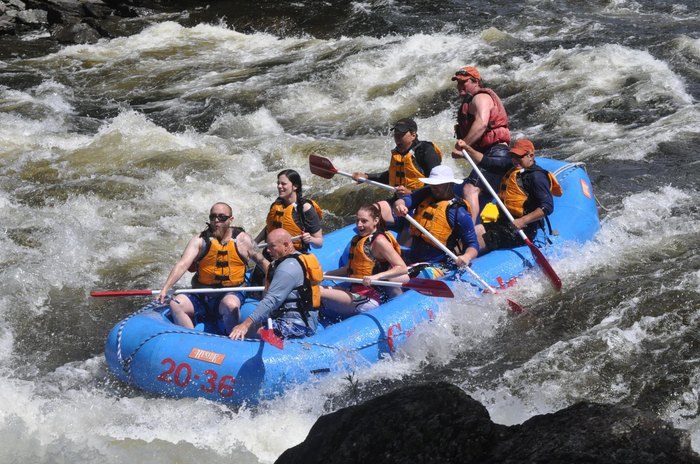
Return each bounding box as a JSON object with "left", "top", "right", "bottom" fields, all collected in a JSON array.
[
  {"left": 157, "top": 202, "right": 265, "bottom": 337},
  {"left": 449, "top": 66, "right": 511, "bottom": 226},
  {"left": 457, "top": 139, "right": 562, "bottom": 251}
]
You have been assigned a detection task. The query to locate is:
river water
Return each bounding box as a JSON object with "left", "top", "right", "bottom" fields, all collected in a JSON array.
[{"left": 0, "top": 0, "right": 698, "bottom": 462}]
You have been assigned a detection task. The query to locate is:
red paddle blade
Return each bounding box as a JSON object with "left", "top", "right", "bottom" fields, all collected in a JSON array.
[
  {"left": 90, "top": 290, "right": 155, "bottom": 297},
  {"left": 507, "top": 298, "right": 525, "bottom": 314},
  {"left": 260, "top": 320, "right": 284, "bottom": 350},
  {"left": 403, "top": 278, "right": 454, "bottom": 298},
  {"left": 309, "top": 154, "right": 338, "bottom": 179},
  {"left": 525, "top": 239, "right": 562, "bottom": 291}
]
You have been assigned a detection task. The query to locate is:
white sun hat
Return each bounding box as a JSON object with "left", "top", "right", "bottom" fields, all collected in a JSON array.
[{"left": 419, "top": 165, "right": 463, "bottom": 185}]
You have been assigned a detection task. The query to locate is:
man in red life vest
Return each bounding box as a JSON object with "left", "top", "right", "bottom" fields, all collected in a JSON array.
[{"left": 450, "top": 66, "right": 511, "bottom": 225}]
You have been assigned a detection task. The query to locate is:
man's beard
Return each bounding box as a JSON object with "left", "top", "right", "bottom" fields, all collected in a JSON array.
[{"left": 210, "top": 222, "right": 228, "bottom": 241}]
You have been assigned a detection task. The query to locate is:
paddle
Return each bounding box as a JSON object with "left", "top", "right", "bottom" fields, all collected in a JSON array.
[
  {"left": 309, "top": 154, "right": 523, "bottom": 312},
  {"left": 259, "top": 318, "right": 284, "bottom": 350},
  {"left": 460, "top": 149, "right": 562, "bottom": 290},
  {"left": 310, "top": 154, "right": 397, "bottom": 192},
  {"left": 90, "top": 286, "right": 265, "bottom": 297},
  {"left": 403, "top": 214, "right": 524, "bottom": 313},
  {"left": 323, "top": 275, "right": 454, "bottom": 298}
]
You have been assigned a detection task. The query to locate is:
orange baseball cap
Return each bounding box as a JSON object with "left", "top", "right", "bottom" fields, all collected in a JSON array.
[
  {"left": 451, "top": 66, "right": 481, "bottom": 81},
  {"left": 509, "top": 139, "right": 535, "bottom": 157}
]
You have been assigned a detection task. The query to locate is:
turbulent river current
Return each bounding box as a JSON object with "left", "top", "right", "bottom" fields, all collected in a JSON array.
[{"left": 0, "top": 0, "right": 698, "bottom": 462}]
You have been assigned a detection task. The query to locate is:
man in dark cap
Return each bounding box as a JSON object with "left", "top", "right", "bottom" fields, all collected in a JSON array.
[{"left": 352, "top": 117, "right": 443, "bottom": 226}]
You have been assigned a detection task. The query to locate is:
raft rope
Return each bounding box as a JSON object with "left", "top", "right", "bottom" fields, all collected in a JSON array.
[{"left": 554, "top": 161, "right": 609, "bottom": 212}]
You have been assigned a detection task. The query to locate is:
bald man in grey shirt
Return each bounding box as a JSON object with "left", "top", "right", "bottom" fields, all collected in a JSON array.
[{"left": 229, "top": 229, "right": 319, "bottom": 340}]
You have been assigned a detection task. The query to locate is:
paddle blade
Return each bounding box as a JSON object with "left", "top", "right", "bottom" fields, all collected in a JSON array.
[
  {"left": 260, "top": 319, "right": 284, "bottom": 349},
  {"left": 309, "top": 154, "right": 338, "bottom": 179},
  {"left": 90, "top": 290, "right": 156, "bottom": 297},
  {"left": 525, "top": 239, "right": 562, "bottom": 291},
  {"left": 507, "top": 298, "right": 525, "bottom": 314},
  {"left": 403, "top": 278, "right": 454, "bottom": 298}
]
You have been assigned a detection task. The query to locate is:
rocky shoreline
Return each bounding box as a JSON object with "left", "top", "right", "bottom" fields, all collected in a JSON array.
[
  {"left": 277, "top": 382, "right": 700, "bottom": 464},
  {"left": 0, "top": 0, "right": 166, "bottom": 45}
]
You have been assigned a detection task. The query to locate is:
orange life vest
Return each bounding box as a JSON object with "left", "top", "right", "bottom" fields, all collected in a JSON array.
[
  {"left": 388, "top": 141, "right": 443, "bottom": 190},
  {"left": 265, "top": 252, "right": 323, "bottom": 310},
  {"left": 500, "top": 165, "right": 563, "bottom": 217},
  {"left": 193, "top": 237, "right": 247, "bottom": 287},
  {"left": 265, "top": 198, "right": 323, "bottom": 250},
  {"left": 455, "top": 88, "right": 510, "bottom": 150},
  {"left": 410, "top": 197, "right": 471, "bottom": 252},
  {"left": 347, "top": 232, "right": 402, "bottom": 278}
]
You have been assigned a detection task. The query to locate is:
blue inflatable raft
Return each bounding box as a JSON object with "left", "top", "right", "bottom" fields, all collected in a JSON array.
[{"left": 104, "top": 159, "right": 599, "bottom": 405}]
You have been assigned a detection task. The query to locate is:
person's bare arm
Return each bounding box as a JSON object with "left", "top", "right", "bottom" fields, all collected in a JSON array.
[
  {"left": 461, "top": 93, "right": 494, "bottom": 146},
  {"left": 157, "top": 236, "right": 201, "bottom": 303}
]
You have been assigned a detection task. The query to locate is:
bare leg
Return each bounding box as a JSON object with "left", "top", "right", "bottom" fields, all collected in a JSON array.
[
  {"left": 474, "top": 224, "right": 488, "bottom": 251},
  {"left": 463, "top": 183, "right": 481, "bottom": 225},
  {"left": 170, "top": 296, "right": 196, "bottom": 329},
  {"left": 320, "top": 286, "right": 359, "bottom": 318},
  {"left": 219, "top": 294, "right": 242, "bottom": 335}
]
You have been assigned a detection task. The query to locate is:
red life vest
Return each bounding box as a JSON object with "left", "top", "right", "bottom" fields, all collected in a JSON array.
[{"left": 455, "top": 88, "right": 510, "bottom": 150}]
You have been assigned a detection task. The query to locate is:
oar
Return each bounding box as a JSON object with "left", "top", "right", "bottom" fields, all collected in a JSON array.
[
  {"left": 460, "top": 149, "right": 562, "bottom": 290},
  {"left": 323, "top": 275, "right": 454, "bottom": 298},
  {"left": 90, "top": 286, "right": 265, "bottom": 297},
  {"left": 309, "top": 155, "right": 523, "bottom": 312},
  {"left": 260, "top": 318, "right": 284, "bottom": 350},
  {"left": 403, "top": 214, "right": 524, "bottom": 313},
  {"left": 309, "top": 154, "right": 397, "bottom": 192}
]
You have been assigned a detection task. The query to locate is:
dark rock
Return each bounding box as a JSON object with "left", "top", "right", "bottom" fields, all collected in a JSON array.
[
  {"left": 276, "top": 382, "right": 700, "bottom": 464},
  {"left": 495, "top": 401, "right": 699, "bottom": 463},
  {"left": 0, "top": 17, "right": 13, "bottom": 34},
  {"left": 51, "top": 21, "right": 100, "bottom": 44},
  {"left": 6, "top": 0, "right": 26, "bottom": 9},
  {"left": 16, "top": 8, "right": 47, "bottom": 24},
  {"left": 277, "top": 382, "right": 500, "bottom": 464},
  {"left": 0, "top": 0, "right": 163, "bottom": 44}
]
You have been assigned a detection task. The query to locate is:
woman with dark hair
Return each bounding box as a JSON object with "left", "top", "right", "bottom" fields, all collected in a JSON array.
[
  {"left": 255, "top": 169, "right": 323, "bottom": 252},
  {"left": 321, "top": 204, "right": 408, "bottom": 318}
]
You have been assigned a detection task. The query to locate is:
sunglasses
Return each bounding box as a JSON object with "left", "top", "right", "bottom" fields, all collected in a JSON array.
[
  {"left": 510, "top": 152, "right": 531, "bottom": 159},
  {"left": 454, "top": 70, "right": 476, "bottom": 80},
  {"left": 209, "top": 213, "right": 231, "bottom": 222}
]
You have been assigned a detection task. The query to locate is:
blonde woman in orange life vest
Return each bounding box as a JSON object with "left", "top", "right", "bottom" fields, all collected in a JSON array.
[{"left": 321, "top": 204, "right": 408, "bottom": 318}]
